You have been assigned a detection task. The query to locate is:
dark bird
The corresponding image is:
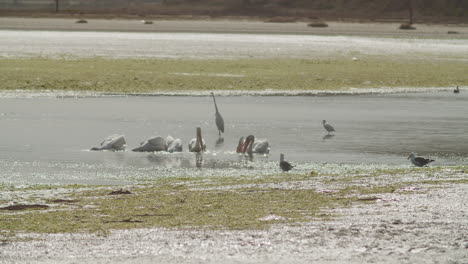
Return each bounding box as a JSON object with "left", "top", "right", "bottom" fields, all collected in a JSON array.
[
  {"left": 322, "top": 120, "right": 335, "bottom": 135},
  {"left": 454, "top": 86, "right": 460, "bottom": 93},
  {"left": 408, "top": 153, "right": 434, "bottom": 167},
  {"left": 279, "top": 153, "right": 294, "bottom": 172},
  {"left": 211, "top": 92, "right": 225, "bottom": 136}
]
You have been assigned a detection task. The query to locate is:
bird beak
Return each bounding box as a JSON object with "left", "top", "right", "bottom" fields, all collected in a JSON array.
[
  {"left": 236, "top": 137, "right": 244, "bottom": 153},
  {"left": 196, "top": 127, "right": 204, "bottom": 151},
  {"left": 240, "top": 139, "right": 249, "bottom": 153},
  {"left": 241, "top": 136, "right": 254, "bottom": 153}
]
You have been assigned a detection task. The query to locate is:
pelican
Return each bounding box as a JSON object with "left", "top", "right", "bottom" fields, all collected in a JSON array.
[
  {"left": 279, "top": 153, "right": 294, "bottom": 172},
  {"left": 91, "top": 134, "right": 126, "bottom": 151},
  {"left": 167, "top": 136, "right": 183, "bottom": 153},
  {"left": 211, "top": 92, "right": 225, "bottom": 136},
  {"left": 237, "top": 135, "right": 270, "bottom": 154},
  {"left": 132, "top": 136, "right": 167, "bottom": 152},
  {"left": 408, "top": 153, "right": 434, "bottom": 167},
  {"left": 322, "top": 120, "right": 335, "bottom": 135},
  {"left": 188, "top": 127, "right": 206, "bottom": 152},
  {"left": 454, "top": 86, "right": 460, "bottom": 93}
]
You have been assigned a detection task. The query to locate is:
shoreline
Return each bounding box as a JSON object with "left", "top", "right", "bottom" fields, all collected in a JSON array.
[
  {"left": 1, "top": 17, "right": 467, "bottom": 38},
  {"left": 0, "top": 87, "right": 460, "bottom": 99}
]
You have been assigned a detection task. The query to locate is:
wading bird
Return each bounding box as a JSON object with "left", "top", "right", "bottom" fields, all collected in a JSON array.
[
  {"left": 211, "top": 92, "right": 225, "bottom": 136},
  {"left": 322, "top": 120, "right": 335, "bottom": 135},
  {"left": 279, "top": 153, "right": 294, "bottom": 172},
  {"left": 408, "top": 153, "right": 434, "bottom": 167},
  {"left": 236, "top": 135, "right": 270, "bottom": 155},
  {"left": 188, "top": 127, "right": 206, "bottom": 152},
  {"left": 90, "top": 134, "right": 126, "bottom": 151},
  {"left": 454, "top": 86, "right": 460, "bottom": 93}
]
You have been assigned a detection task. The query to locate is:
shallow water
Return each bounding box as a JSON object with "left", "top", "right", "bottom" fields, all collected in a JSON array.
[
  {"left": 0, "top": 91, "right": 467, "bottom": 185},
  {"left": 1, "top": 30, "right": 468, "bottom": 59}
]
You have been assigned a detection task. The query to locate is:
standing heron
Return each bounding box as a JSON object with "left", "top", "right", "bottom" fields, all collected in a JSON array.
[
  {"left": 454, "top": 86, "right": 460, "bottom": 93},
  {"left": 408, "top": 153, "right": 434, "bottom": 167},
  {"left": 211, "top": 92, "right": 225, "bottom": 136},
  {"left": 322, "top": 120, "right": 335, "bottom": 135},
  {"left": 279, "top": 153, "right": 294, "bottom": 172}
]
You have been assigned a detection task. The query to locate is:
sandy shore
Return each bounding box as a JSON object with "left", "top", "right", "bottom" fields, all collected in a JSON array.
[
  {"left": 1, "top": 17, "right": 467, "bottom": 38},
  {"left": 1, "top": 183, "right": 466, "bottom": 264}
]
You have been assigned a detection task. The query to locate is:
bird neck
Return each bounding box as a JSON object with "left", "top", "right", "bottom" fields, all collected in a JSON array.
[{"left": 212, "top": 95, "right": 219, "bottom": 113}]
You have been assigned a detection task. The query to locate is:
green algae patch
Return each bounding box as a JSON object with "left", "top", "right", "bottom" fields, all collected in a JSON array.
[
  {"left": 1, "top": 57, "right": 467, "bottom": 93},
  {"left": 0, "top": 177, "right": 376, "bottom": 235},
  {"left": 1, "top": 168, "right": 466, "bottom": 236}
]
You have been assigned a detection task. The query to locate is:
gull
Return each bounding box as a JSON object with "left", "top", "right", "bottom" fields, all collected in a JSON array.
[
  {"left": 408, "top": 153, "right": 434, "bottom": 167},
  {"left": 279, "top": 153, "right": 294, "bottom": 172}
]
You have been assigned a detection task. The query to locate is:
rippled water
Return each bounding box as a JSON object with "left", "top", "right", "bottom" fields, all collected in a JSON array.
[
  {"left": 1, "top": 30, "right": 468, "bottom": 59},
  {"left": 0, "top": 91, "right": 466, "bottom": 185}
]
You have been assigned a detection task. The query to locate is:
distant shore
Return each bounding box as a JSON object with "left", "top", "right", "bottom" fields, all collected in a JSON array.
[{"left": 0, "top": 17, "right": 467, "bottom": 38}]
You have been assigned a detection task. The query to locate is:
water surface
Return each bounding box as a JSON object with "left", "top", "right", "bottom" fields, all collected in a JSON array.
[{"left": 0, "top": 91, "right": 466, "bottom": 185}]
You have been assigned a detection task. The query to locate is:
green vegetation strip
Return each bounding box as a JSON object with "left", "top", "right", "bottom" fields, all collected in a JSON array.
[
  {"left": 1, "top": 57, "right": 467, "bottom": 92},
  {"left": 2, "top": 167, "right": 466, "bottom": 237}
]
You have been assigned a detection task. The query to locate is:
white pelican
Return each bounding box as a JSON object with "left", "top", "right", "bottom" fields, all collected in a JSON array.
[
  {"left": 280, "top": 153, "right": 294, "bottom": 172},
  {"left": 167, "top": 137, "right": 183, "bottom": 153},
  {"left": 132, "top": 136, "right": 167, "bottom": 152},
  {"left": 408, "top": 153, "right": 434, "bottom": 167},
  {"left": 322, "top": 120, "right": 335, "bottom": 135},
  {"left": 188, "top": 127, "right": 206, "bottom": 152},
  {"left": 236, "top": 135, "right": 270, "bottom": 154},
  {"left": 211, "top": 92, "right": 225, "bottom": 136},
  {"left": 91, "top": 134, "right": 126, "bottom": 151}
]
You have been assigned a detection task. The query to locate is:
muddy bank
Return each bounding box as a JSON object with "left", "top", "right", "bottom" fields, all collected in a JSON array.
[{"left": 1, "top": 183, "right": 466, "bottom": 264}]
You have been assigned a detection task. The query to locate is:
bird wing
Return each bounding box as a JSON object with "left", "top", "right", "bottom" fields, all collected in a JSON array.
[
  {"left": 415, "top": 157, "right": 433, "bottom": 164},
  {"left": 216, "top": 113, "right": 225, "bottom": 133},
  {"left": 325, "top": 124, "right": 335, "bottom": 132},
  {"left": 101, "top": 135, "right": 126, "bottom": 149},
  {"left": 253, "top": 140, "right": 270, "bottom": 154}
]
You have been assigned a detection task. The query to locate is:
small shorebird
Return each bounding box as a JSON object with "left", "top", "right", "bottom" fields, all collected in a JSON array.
[{"left": 322, "top": 120, "right": 335, "bottom": 135}]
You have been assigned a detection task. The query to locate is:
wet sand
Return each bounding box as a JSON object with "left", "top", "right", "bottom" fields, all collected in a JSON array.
[
  {"left": 1, "top": 17, "right": 468, "bottom": 38},
  {"left": 2, "top": 175, "right": 467, "bottom": 263}
]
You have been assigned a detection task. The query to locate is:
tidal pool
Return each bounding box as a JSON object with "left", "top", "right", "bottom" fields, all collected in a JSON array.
[{"left": 0, "top": 90, "right": 466, "bottom": 185}]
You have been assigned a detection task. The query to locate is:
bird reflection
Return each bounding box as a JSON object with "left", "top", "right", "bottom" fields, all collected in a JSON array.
[
  {"left": 215, "top": 136, "right": 224, "bottom": 147},
  {"left": 145, "top": 154, "right": 182, "bottom": 168},
  {"left": 322, "top": 134, "right": 335, "bottom": 141},
  {"left": 195, "top": 153, "right": 203, "bottom": 169}
]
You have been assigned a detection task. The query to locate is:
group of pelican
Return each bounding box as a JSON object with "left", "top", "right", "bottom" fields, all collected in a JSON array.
[{"left": 90, "top": 93, "right": 274, "bottom": 164}]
